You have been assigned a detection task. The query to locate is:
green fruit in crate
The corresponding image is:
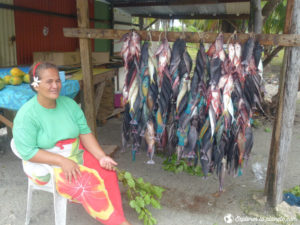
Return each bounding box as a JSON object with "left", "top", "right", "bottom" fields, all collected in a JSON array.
[
  {"left": 3, "top": 75, "right": 11, "bottom": 84},
  {"left": 0, "top": 79, "right": 5, "bottom": 90},
  {"left": 23, "top": 74, "right": 30, "bottom": 83},
  {"left": 9, "top": 76, "right": 23, "bottom": 85}
]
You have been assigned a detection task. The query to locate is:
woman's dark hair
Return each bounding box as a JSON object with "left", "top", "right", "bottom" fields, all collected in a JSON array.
[{"left": 29, "top": 62, "right": 58, "bottom": 92}]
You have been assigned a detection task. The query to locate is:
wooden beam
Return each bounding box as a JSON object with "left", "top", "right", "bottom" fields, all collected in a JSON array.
[
  {"left": 264, "top": 0, "right": 298, "bottom": 207},
  {"left": 64, "top": 28, "right": 300, "bottom": 46},
  {"left": 76, "top": 0, "right": 97, "bottom": 135},
  {"left": 0, "top": 114, "right": 13, "bottom": 129}
]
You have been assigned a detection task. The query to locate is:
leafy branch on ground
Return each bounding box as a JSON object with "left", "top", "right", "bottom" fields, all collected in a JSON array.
[
  {"left": 162, "top": 154, "right": 204, "bottom": 177},
  {"left": 116, "top": 168, "right": 165, "bottom": 225}
]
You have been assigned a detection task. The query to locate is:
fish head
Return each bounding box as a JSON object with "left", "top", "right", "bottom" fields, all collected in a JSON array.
[
  {"left": 207, "top": 41, "right": 216, "bottom": 57},
  {"left": 200, "top": 155, "right": 210, "bottom": 176},
  {"left": 215, "top": 33, "right": 224, "bottom": 53},
  {"left": 120, "top": 32, "right": 130, "bottom": 42},
  {"left": 131, "top": 30, "right": 140, "bottom": 42}
]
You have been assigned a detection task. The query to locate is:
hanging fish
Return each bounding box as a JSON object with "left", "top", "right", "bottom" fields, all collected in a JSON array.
[
  {"left": 155, "top": 38, "right": 171, "bottom": 87},
  {"left": 144, "top": 120, "right": 156, "bottom": 164},
  {"left": 169, "top": 39, "right": 186, "bottom": 77}
]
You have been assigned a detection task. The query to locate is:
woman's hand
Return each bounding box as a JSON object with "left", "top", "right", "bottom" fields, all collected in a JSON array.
[
  {"left": 99, "top": 155, "right": 118, "bottom": 171},
  {"left": 59, "top": 157, "right": 81, "bottom": 183}
]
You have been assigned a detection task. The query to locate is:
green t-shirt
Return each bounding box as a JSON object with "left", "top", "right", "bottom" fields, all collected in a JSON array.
[{"left": 13, "top": 95, "right": 91, "bottom": 160}]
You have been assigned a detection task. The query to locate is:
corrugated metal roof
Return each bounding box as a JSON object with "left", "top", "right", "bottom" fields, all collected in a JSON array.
[
  {"left": 106, "top": 0, "right": 250, "bottom": 19},
  {"left": 0, "top": 0, "right": 17, "bottom": 67}
]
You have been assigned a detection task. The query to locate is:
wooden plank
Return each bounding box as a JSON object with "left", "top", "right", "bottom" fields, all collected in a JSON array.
[
  {"left": 76, "top": 0, "right": 97, "bottom": 135},
  {"left": 94, "top": 81, "right": 106, "bottom": 115},
  {"left": 64, "top": 28, "right": 300, "bottom": 46},
  {"left": 264, "top": 0, "right": 298, "bottom": 207},
  {"left": 102, "top": 145, "right": 119, "bottom": 158},
  {"left": 0, "top": 114, "right": 13, "bottom": 129}
]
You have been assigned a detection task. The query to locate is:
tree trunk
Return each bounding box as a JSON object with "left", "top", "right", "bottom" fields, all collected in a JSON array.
[
  {"left": 264, "top": 0, "right": 300, "bottom": 207},
  {"left": 263, "top": 46, "right": 284, "bottom": 67}
]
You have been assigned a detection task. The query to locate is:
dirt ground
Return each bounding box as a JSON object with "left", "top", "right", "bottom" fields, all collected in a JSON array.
[{"left": 1, "top": 66, "right": 300, "bottom": 225}]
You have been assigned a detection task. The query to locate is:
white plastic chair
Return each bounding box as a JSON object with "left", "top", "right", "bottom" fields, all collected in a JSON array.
[{"left": 10, "top": 139, "right": 67, "bottom": 225}]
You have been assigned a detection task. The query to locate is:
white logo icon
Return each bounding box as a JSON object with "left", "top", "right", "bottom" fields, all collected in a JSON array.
[{"left": 224, "top": 213, "right": 234, "bottom": 223}]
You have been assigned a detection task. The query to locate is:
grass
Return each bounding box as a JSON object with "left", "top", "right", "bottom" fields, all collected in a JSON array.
[{"left": 269, "top": 49, "right": 284, "bottom": 67}]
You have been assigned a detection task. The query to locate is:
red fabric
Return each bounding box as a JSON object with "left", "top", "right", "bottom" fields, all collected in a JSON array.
[{"left": 82, "top": 149, "right": 126, "bottom": 225}]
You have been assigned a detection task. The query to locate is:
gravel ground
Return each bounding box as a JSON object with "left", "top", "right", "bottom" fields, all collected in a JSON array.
[{"left": 1, "top": 88, "right": 300, "bottom": 225}]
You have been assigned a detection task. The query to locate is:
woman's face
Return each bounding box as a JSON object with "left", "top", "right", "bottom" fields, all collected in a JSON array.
[{"left": 34, "top": 68, "right": 61, "bottom": 100}]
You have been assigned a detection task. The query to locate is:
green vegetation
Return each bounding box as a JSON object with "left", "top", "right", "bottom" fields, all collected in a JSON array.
[
  {"left": 269, "top": 49, "right": 284, "bottom": 67},
  {"left": 162, "top": 154, "right": 204, "bottom": 177},
  {"left": 285, "top": 185, "right": 300, "bottom": 197},
  {"left": 117, "top": 169, "right": 165, "bottom": 225},
  {"left": 252, "top": 119, "right": 262, "bottom": 128}
]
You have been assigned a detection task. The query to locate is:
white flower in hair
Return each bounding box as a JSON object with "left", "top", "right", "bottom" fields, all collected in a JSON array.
[{"left": 31, "top": 76, "right": 41, "bottom": 87}]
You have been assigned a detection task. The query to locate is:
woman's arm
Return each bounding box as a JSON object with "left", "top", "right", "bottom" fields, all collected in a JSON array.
[
  {"left": 29, "top": 150, "right": 81, "bottom": 183},
  {"left": 79, "top": 133, "right": 117, "bottom": 170}
]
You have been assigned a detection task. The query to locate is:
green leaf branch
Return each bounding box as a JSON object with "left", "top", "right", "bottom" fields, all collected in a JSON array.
[
  {"left": 162, "top": 154, "right": 204, "bottom": 177},
  {"left": 116, "top": 168, "right": 165, "bottom": 225}
]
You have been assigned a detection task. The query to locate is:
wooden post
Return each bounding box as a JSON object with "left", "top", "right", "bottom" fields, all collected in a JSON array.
[
  {"left": 139, "top": 17, "right": 144, "bottom": 30},
  {"left": 252, "top": 0, "right": 262, "bottom": 33},
  {"left": 76, "top": 0, "right": 97, "bottom": 135},
  {"left": 264, "top": 0, "right": 299, "bottom": 207}
]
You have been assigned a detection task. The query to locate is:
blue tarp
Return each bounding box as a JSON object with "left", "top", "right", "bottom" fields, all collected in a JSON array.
[
  {"left": 283, "top": 193, "right": 300, "bottom": 207},
  {"left": 0, "top": 67, "right": 80, "bottom": 111}
]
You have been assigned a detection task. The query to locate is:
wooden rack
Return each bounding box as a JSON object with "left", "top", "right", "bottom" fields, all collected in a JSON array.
[
  {"left": 64, "top": 28, "right": 300, "bottom": 46},
  {"left": 69, "top": 0, "right": 300, "bottom": 209}
]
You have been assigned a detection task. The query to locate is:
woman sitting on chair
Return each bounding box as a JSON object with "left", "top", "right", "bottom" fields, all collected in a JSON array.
[{"left": 13, "top": 62, "right": 131, "bottom": 225}]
